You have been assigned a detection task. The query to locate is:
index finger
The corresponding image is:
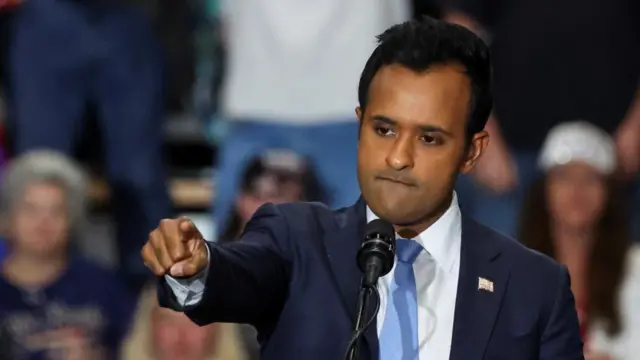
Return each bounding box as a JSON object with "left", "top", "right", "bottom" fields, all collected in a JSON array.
[
  {"left": 179, "top": 217, "right": 200, "bottom": 241},
  {"left": 159, "top": 218, "right": 189, "bottom": 261}
]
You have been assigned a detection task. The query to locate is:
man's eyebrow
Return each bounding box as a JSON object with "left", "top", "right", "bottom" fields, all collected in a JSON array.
[
  {"left": 371, "top": 115, "right": 453, "bottom": 136},
  {"left": 372, "top": 115, "right": 397, "bottom": 126}
]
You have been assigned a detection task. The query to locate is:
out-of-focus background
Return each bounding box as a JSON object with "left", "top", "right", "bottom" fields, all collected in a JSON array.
[{"left": 0, "top": 0, "right": 638, "bottom": 359}]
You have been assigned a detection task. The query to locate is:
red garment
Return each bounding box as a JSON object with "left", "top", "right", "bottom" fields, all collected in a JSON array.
[
  {"left": 576, "top": 301, "right": 589, "bottom": 348},
  {"left": 0, "top": 0, "right": 21, "bottom": 11}
]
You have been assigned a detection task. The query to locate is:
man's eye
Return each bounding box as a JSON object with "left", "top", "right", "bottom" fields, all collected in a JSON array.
[
  {"left": 375, "top": 127, "right": 395, "bottom": 136},
  {"left": 420, "top": 135, "right": 439, "bottom": 145}
]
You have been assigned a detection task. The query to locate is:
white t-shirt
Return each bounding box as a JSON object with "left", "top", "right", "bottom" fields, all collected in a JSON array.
[
  {"left": 220, "top": 0, "right": 410, "bottom": 123},
  {"left": 588, "top": 245, "right": 640, "bottom": 359}
]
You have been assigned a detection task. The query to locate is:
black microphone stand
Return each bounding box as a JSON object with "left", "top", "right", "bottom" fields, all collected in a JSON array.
[
  {"left": 344, "top": 282, "right": 380, "bottom": 360},
  {"left": 346, "top": 285, "right": 371, "bottom": 360}
]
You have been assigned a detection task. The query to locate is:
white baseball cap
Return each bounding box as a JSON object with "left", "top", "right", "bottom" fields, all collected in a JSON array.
[{"left": 538, "top": 121, "right": 616, "bottom": 175}]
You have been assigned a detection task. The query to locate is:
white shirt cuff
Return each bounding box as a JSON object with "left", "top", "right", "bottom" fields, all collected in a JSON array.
[{"left": 164, "top": 243, "right": 211, "bottom": 307}]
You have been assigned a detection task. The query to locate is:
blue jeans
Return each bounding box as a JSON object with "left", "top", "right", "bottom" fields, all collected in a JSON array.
[
  {"left": 213, "top": 120, "right": 360, "bottom": 238},
  {"left": 455, "top": 152, "right": 540, "bottom": 238},
  {"left": 6, "top": 0, "right": 171, "bottom": 287}
]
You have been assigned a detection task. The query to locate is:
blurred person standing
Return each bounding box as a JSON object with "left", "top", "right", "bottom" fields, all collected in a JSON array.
[
  {"left": 121, "top": 283, "right": 250, "bottom": 360},
  {"left": 213, "top": 0, "right": 410, "bottom": 236},
  {"left": 3, "top": 0, "right": 172, "bottom": 291},
  {"left": 519, "top": 122, "right": 640, "bottom": 360},
  {"left": 0, "top": 150, "right": 135, "bottom": 359},
  {"left": 445, "top": 0, "right": 640, "bottom": 238}
]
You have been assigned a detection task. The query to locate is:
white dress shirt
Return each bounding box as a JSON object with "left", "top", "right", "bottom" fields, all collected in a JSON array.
[{"left": 166, "top": 194, "right": 462, "bottom": 359}]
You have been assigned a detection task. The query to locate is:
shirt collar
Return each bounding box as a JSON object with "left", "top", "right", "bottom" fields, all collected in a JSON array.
[{"left": 366, "top": 192, "right": 462, "bottom": 273}]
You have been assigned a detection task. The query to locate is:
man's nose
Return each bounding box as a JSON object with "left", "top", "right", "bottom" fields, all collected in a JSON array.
[{"left": 385, "top": 136, "right": 414, "bottom": 170}]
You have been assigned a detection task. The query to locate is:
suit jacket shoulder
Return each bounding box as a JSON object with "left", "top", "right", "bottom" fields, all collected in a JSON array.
[
  {"left": 468, "top": 218, "right": 566, "bottom": 278},
  {"left": 462, "top": 218, "right": 575, "bottom": 328},
  {"left": 233, "top": 201, "right": 340, "bottom": 258},
  {"left": 455, "top": 218, "right": 583, "bottom": 360},
  {"left": 271, "top": 201, "right": 352, "bottom": 232}
]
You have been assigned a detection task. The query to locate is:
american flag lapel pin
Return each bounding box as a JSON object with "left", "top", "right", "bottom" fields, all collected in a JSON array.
[{"left": 478, "top": 277, "right": 494, "bottom": 293}]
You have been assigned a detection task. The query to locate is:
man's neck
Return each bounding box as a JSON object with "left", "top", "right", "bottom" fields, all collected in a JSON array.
[
  {"left": 2, "top": 252, "right": 68, "bottom": 288},
  {"left": 395, "top": 193, "right": 453, "bottom": 239}
]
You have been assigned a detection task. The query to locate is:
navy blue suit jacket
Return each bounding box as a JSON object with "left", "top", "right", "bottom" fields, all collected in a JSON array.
[{"left": 158, "top": 199, "right": 584, "bottom": 360}]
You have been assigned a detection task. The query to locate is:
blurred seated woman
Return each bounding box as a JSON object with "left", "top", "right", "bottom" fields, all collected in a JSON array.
[
  {"left": 121, "top": 283, "right": 248, "bottom": 360},
  {"left": 0, "top": 150, "right": 134, "bottom": 359},
  {"left": 219, "top": 149, "right": 326, "bottom": 242},
  {"left": 519, "top": 121, "right": 640, "bottom": 360}
]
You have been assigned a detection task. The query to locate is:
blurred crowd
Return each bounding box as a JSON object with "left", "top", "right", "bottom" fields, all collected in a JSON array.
[{"left": 0, "top": 0, "right": 638, "bottom": 359}]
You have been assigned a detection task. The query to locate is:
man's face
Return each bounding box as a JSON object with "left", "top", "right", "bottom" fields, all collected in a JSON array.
[{"left": 357, "top": 64, "right": 488, "bottom": 227}]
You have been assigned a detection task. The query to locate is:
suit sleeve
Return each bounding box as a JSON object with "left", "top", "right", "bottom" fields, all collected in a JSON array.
[
  {"left": 0, "top": 323, "right": 13, "bottom": 360},
  {"left": 157, "top": 203, "right": 292, "bottom": 327},
  {"left": 539, "top": 265, "right": 585, "bottom": 360}
]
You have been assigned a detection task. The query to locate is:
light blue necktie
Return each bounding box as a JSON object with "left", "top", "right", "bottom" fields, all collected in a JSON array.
[{"left": 379, "top": 238, "right": 423, "bottom": 360}]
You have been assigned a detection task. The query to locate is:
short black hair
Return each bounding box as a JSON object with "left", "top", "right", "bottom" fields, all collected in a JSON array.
[{"left": 358, "top": 16, "right": 493, "bottom": 139}]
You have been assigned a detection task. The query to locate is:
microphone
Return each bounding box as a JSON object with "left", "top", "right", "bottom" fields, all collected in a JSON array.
[
  {"left": 357, "top": 219, "right": 396, "bottom": 288},
  {"left": 344, "top": 219, "right": 396, "bottom": 360}
]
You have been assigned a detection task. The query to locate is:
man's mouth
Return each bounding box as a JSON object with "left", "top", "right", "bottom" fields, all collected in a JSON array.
[{"left": 376, "top": 176, "right": 415, "bottom": 187}]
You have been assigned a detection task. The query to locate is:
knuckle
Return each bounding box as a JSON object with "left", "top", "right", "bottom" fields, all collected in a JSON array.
[
  {"left": 158, "top": 261, "right": 171, "bottom": 272},
  {"left": 150, "top": 232, "right": 169, "bottom": 250},
  {"left": 142, "top": 243, "right": 153, "bottom": 259},
  {"left": 170, "top": 246, "right": 185, "bottom": 260},
  {"left": 159, "top": 218, "right": 175, "bottom": 231},
  {"left": 167, "top": 238, "right": 182, "bottom": 254},
  {"left": 153, "top": 267, "right": 165, "bottom": 276},
  {"left": 150, "top": 226, "right": 160, "bottom": 236},
  {"left": 147, "top": 231, "right": 156, "bottom": 244}
]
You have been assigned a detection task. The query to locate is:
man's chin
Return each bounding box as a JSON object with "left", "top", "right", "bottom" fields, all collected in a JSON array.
[{"left": 369, "top": 204, "right": 417, "bottom": 225}]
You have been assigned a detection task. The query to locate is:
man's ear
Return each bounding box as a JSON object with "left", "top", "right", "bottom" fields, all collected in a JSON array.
[
  {"left": 355, "top": 107, "right": 364, "bottom": 139},
  {"left": 460, "top": 131, "right": 490, "bottom": 174}
]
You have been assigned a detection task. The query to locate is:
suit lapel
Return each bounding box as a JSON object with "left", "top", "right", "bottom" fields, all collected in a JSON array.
[
  {"left": 321, "top": 198, "right": 379, "bottom": 360},
  {"left": 449, "top": 216, "right": 510, "bottom": 360}
]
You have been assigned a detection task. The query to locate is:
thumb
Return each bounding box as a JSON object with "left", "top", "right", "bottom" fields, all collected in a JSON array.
[{"left": 169, "top": 255, "right": 204, "bottom": 278}]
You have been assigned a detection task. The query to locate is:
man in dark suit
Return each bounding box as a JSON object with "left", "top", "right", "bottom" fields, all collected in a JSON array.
[{"left": 141, "top": 17, "right": 584, "bottom": 360}]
